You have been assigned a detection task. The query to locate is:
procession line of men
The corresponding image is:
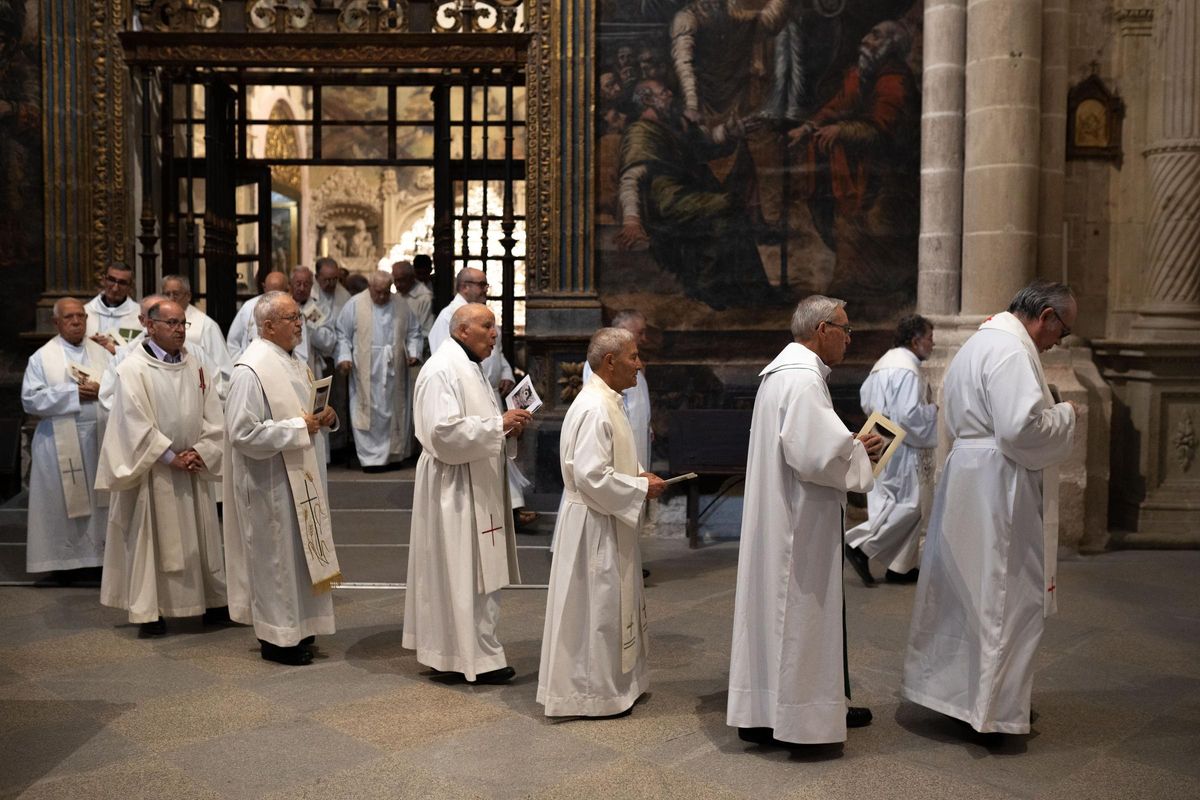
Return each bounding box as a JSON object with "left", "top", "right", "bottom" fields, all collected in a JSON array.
[{"left": 24, "top": 265, "right": 1077, "bottom": 738}]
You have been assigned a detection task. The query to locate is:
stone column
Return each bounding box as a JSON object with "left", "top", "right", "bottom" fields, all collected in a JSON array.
[
  {"left": 960, "top": 0, "right": 1042, "bottom": 315},
  {"left": 917, "top": 0, "right": 967, "bottom": 318},
  {"left": 1134, "top": 0, "right": 1200, "bottom": 337},
  {"left": 1037, "top": 0, "right": 1069, "bottom": 282}
]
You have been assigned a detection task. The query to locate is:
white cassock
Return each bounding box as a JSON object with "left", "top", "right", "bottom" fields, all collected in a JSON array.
[
  {"left": 726, "top": 342, "right": 874, "bottom": 744},
  {"left": 96, "top": 346, "right": 226, "bottom": 623},
  {"left": 902, "top": 312, "right": 1075, "bottom": 734},
  {"left": 430, "top": 295, "right": 528, "bottom": 503},
  {"left": 83, "top": 294, "right": 140, "bottom": 338},
  {"left": 538, "top": 375, "right": 649, "bottom": 716},
  {"left": 21, "top": 336, "right": 112, "bottom": 572},
  {"left": 315, "top": 283, "right": 352, "bottom": 322},
  {"left": 400, "top": 283, "right": 434, "bottom": 338},
  {"left": 185, "top": 304, "right": 234, "bottom": 400},
  {"left": 227, "top": 294, "right": 335, "bottom": 379},
  {"left": 403, "top": 338, "right": 520, "bottom": 680},
  {"left": 223, "top": 338, "right": 340, "bottom": 647},
  {"left": 99, "top": 332, "right": 218, "bottom": 413},
  {"left": 844, "top": 347, "right": 938, "bottom": 574},
  {"left": 335, "top": 293, "right": 424, "bottom": 466},
  {"left": 583, "top": 362, "right": 651, "bottom": 470}
]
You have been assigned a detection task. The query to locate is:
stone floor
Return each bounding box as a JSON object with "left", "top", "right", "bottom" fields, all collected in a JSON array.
[{"left": 1, "top": 540, "right": 1198, "bottom": 799}]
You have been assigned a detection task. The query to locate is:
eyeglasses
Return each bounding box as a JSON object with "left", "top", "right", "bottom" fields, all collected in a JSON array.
[
  {"left": 151, "top": 318, "right": 190, "bottom": 329},
  {"left": 276, "top": 313, "right": 302, "bottom": 323},
  {"left": 1049, "top": 308, "right": 1071, "bottom": 338},
  {"left": 104, "top": 275, "right": 132, "bottom": 287},
  {"left": 823, "top": 320, "right": 853, "bottom": 336}
]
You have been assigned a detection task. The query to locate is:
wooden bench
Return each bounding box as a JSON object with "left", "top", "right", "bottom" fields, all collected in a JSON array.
[{"left": 668, "top": 409, "right": 753, "bottom": 548}]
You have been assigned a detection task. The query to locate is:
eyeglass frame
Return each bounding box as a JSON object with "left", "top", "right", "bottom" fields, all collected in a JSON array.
[
  {"left": 149, "top": 317, "right": 191, "bottom": 330},
  {"left": 103, "top": 274, "right": 132, "bottom": 287},
  {"left": 822, "top": 320, "right": 853, "bottom": 336},
  {"left": 1048, "top": 307, "right": 1071, "bottom": 338}
]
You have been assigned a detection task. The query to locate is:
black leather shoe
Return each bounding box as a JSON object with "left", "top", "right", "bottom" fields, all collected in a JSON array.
[
  {"left": 885, "top": 568, "right": 919, "bottom": 584},
  {"left": 138, "top": 618, "right": 166, "bottom": 638},
  {"left": 300, "top": 635, "right": 315, "bottom": 647},
  {"left": 470, "top": 666, "right": 515, "bottom": 685},
  {"left": 202, "top": 606, "right": 237, "bottom": 626},
  {"left": 844, "top": 545, "right": 876, "bottom": 586},
  {"left": 846, "top": 706, "right": 873, "bottom": 728},
  {"left": 259, "top": 640, "right": 314, "bottom": 666},
  {"left": 738, "top": 727, "right": 775, "bottom": 744}
]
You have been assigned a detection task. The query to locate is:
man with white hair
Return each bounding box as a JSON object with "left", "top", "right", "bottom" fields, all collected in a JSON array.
[
  {"left": 335, "top": 270, "right": 424, "bottom": 471},
  {"left": 582, "top": 309, "right": 652, "bottom": 469},
  {"left": 727, "top": 295, "right": 882, "bottom": 746},
  {"left": 429, "top": 268, "right": 535, "bottom": 520},
  {"left": 96, "top": 299, "right": 227, "bottom": 637},
  {"left": 83, "top": 262, "right": 140, "bottom": 353},
  {"left": 21, "top": 297, "right": 112, "bottom": 578},
  {"left": 161, "top": 273, "right": 234, "bottom": 399},
  {"left": 224, "top": 291, "right": 341, "bottom": 666},
  {"left": 903, "top": 280, "right": 1077, "bottom": 736},
  {"left": 538, "top": 327, "right": 666, "bottom": 717},
  {"left": 404, "top": 303, "right": 532, "bottom": 683},
  {"left": 228, "top": 269, "right": 334, "bottom": 381}
]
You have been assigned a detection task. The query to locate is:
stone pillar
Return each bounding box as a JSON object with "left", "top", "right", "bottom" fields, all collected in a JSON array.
[
  {"left": 1134, "top": 0, "right": 1200, "bottom": 337},
  {"left": 1037, "top": 0, "right": 1068, "bottom": 282},
  {"left": 1096, "top": 1, "right": 1200, "bottom": 546},
  {"left": 917, "top": 0, "right": 967, "bottom": 318},
  {"left": 960, "top": 0, "right": 1042, "bottom": 315}
]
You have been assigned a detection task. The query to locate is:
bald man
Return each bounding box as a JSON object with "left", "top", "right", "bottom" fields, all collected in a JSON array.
[{"left": 404, "top": 304, "right": 531, "bottom": 683}]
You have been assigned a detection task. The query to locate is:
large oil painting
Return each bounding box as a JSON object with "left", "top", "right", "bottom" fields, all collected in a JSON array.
[{"left": 596, "top": 0, "right": 923, "bottom": 326}]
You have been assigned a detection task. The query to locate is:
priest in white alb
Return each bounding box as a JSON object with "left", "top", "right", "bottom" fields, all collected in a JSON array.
[
  {"left": 161, "top": 273, "right": 234, "bottom": 399},
  {"left": 83, "top": 261, "right": 140, "bottom": 353},
  {"left": 335, "top": 270, "right": 424, "bottom": 471},
  {"left": 727, "top": 295, "right": 882, "bottom": 746},
  {"left": 403, "top": 303, "right": 532, "bottom": 683},
  {"left": 429, "top": 268, "right": 535, "bottom": 522},
  {"left": 538, "top": 327, "right": 666, "bottom": 717},
  {"left": 223, "top": 291, "right": 342, "bottom": 667},
  {"left": 902, "top": 280, "right": 1077, "bottom": 736},
  {"left": 225, "top": 271, "right": 289, "bottom": 360},
  {"left": 580, "top": 310, "right": 652, "bottom": 469},
  {"left": 96, "top": 300, "right": 228, "bottom": 638},
  {"left": 844, "top": 314, "right": 938, "bottom": 585},
  {"left": 21, "top": 298, "right": 111, "bottom": 576}
]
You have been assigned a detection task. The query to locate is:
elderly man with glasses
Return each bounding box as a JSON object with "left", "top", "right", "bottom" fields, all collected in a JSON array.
[
  {"left": 728, "top": 295, "right": 883, "bottom": 748},
  {"left": 902, "top": 280, "right": 1078, "bottom": 738},
  {"left": 96, "top": 299, "right": 229, "bottom": 638}
]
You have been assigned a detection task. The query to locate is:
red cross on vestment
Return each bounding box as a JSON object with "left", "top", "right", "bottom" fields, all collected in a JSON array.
[{"left": 480, "top": 514, "right": 503, "bottom": 546}]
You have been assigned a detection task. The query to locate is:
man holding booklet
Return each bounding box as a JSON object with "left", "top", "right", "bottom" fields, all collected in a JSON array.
[
  {"left": 537, "top": 327, "right": 666, "bottom": 718},
  {"left": 727, "top": 295, "right": 883, "bottom": 747}
]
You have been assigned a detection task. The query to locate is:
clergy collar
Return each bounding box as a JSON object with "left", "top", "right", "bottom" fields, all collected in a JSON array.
[
  {"left": 452, "top": 335, "right": 484, "bottom": 364},
  {"left": 759, "top": 342, "right": 831, "bottom": 380},
  {"left": 144, "top": 337, "right": 183, "bottom": 363}
]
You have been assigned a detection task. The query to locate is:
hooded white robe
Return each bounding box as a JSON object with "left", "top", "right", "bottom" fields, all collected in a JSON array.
[
  {"left": 538, "top": 375, "right": 650, "bottom": 716},
  {"left": 901, "top": 315, "right": 1075, "bottom": 734},
  {"left": 403, "top": 339, "right": 520, "bottom": 680},
  {"left": 844, "top": 347, "right": 938, "bottom": 574},
  {"left": 334, "top": 293, "right": 424, "bottom": 466},
  {"left": 222, "top": 339, "right": 337, "bottom": 647},
  {"left": 21, "top": 337, "right": 112, "bottom": 572},
  {"left": 96, "top": 346, "right": 226, "bottom": 623},
  {"left": 726, "top": 342, "right": 874, "bottom": 744},
  {"left": 430, "top": 295, "right": 528, "bottom": 503}
]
